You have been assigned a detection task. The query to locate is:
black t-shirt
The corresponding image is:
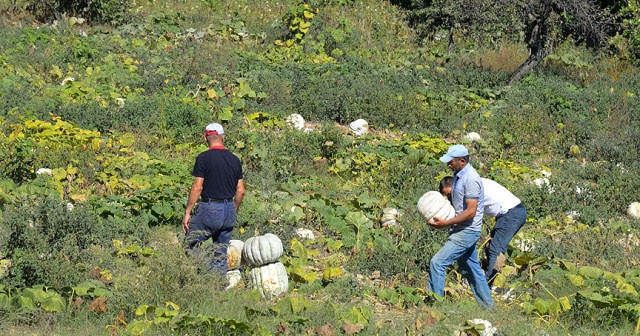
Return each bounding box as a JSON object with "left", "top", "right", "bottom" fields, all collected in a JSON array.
[{"left": 192, "top": 147, "right": 243, "bottom": 199}]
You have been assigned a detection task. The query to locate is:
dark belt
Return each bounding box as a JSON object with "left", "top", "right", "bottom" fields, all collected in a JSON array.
[{"left": 200, "top": 198, "right": 233, "bottom": 203}]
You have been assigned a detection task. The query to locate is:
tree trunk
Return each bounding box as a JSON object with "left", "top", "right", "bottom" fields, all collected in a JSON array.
[
  {"left": 507, "top": 15, "right": 554, "bottom": 85},
  {"left": 507, "top": 47, "right": 550, "bottom": 85}
]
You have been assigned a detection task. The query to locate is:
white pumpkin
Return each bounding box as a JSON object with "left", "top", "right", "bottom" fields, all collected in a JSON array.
[
  {"left": 463, "top": 132, "right": 481, "bottom": 142},
  {"left": 248, "top": 262, "right": 289, "bottom": 299},
  {"left": 295, "top": 228, "right": 315, "bottom": 240},
  {"left": 227, "top": 240, "right": 244, "bottom": 270},
  {"left": 380, "top": 207, "right": 400, "bottom": 228},
  {"left": 466, "top": 319, "right": 497, "bottom": 336},
  {"left": 243, "top": 233, "right": 284, "bottom": 266},
  {"left": 349, "top": 119, "right": 368, "bottom": 136},
  {"left": 417, "top": 191, "right": 455, "bottom": 226},
  {"left": 225, "top": 270, "right": 243, "bottom": 291},
  {"left": 286, "top": 113, "right": 305, "bottom": 130},
  {"left": 628, "top": 202, "right": 640, "bottom": 219}
]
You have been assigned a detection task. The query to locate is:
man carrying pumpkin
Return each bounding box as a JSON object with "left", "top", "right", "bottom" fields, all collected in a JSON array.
[
  {"left": 439, "top": 176, "right": 527, "bottom": 288},
  {"left": 427, "top": 144, "right": 494, "bottom": 309},
  {"left": 182, "top": 123, "right": 245, "bottom": 274}
]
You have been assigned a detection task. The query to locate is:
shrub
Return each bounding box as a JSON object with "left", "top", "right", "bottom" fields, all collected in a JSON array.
[
  {"left": 19, "top": 0, "right": 134, "bottom": 25},
  {"left": 1, "top": 197, "right": 148, "bottom": 288},
  {"left": 347, "top": 216, "right": 445, "bottom": 278},
  {"left": 55, "top": 96, "right": 212, "bottom": 140}
]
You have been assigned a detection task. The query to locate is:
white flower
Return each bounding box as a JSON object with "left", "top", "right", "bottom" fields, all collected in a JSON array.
[
  {"left": 540, "top": 170, "right": 552, "bottom": 177},
  {"left": 36, "top": 168, "right": 53, "bottom": 176},
  {"left": 349, "top": 119, "right": 368, "bottom": 136},
  {"left": 285, "top": 113, "right": 305, "bottom": 130},
  {"left": 295, "top": 228, "right": 315, "bottom": 240},
  {"left": 60, "top": 77, "right": 75, "bottom": 85},
  {"left": 115, "top": 98, "right": 125, "bottom": 108},
  {"left": 66, "top": 202, "right": 74, "bottom": 211}
]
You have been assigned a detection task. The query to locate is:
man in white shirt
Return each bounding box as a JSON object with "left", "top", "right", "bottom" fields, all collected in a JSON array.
[{"left": 439, "top": 176, "right": 527, "bottom": 286}]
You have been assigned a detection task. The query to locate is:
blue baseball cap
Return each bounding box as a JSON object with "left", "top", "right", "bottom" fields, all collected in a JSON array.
[{"left": 439, "top": 144, "right": 469, "bottom": 163}]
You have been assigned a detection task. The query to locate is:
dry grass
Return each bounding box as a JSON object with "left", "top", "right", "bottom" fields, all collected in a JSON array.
[{"left": 475, "top": 42, "right": 529, "bottom": 73}]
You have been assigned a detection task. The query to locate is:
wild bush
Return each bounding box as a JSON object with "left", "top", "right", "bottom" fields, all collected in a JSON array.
[
  {"left": 1, "top": 197, "right": 148, "bottom": 288},
  {"left": 102, "top": 227, "right": 225, "bottom": 314},
  {"left": 532, "top": 224, "right": 640, "bottom": 273},
  {"left": 515, "top": 160, "right": 640, "bottom": 225},
  {"left": 16, "top": 0, "right": 134, "bottom": 25},
  {"left": 347, "top": 218, "right": 445, "bottom": 278},
  {"left": 55, "top": 96, "right": 212, "bottom": 139},
  {"left": 244, "top": 58, "right": 427, "bottom": 129}
]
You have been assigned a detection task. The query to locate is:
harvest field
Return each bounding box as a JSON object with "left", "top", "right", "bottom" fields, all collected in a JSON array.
[{"left": 1, "top": 0, "right": 640, "bottom": 335}]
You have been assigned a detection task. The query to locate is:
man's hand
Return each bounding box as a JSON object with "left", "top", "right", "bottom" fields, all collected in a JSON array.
[
  {"left": 429, "top": 216, "right": 449, "bottom": 229},
  {"left": 182, "top": 213, "right": 191, "bottom": 234}
]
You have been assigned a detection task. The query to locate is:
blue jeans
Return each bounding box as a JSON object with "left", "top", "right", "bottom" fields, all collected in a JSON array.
[
  {"left": 184, "top": 200, "right": 236, "bottom": 274},
  {"left": 485, "top": 203, "right": 526, "bottom": 285},
  {"left": 428, "top": 229, "right": 494, "bottom": 309}
]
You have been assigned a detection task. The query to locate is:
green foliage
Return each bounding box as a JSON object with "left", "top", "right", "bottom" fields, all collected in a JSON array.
[
  {"left": 0, "top": 1, "right": 639, "bottom": 335},
  {"left": 1, "top": 197, "right": 148, "bottom": 288},
  {"left": 615, "top": 1, "right": 640, "bottom": 62},
  {"left": 89, "top": 0, "right": 134, "bottom": 25}
]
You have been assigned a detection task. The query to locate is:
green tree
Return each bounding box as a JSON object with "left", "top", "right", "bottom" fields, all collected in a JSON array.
[
  {"left": 394, "top": 0, "right": 614, "bottom": 84},
  {"left": 507, "top": 0, "right": 613, "bottom": 84}
]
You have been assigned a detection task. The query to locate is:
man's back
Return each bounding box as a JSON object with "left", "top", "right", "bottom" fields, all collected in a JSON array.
[{"left": 481, "top": 178, "right": 520, "bottom": 218}]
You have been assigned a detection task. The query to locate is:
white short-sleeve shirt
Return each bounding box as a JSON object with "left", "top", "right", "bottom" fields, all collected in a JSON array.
[{"left": 482, "top": 178, "right": 521, "bottom": 217}]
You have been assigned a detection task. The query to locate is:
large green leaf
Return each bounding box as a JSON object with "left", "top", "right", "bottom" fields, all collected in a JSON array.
[
  {"left": 0, "top": 293, "right": 11, "bottom": 308},
  {"left": 40, "top": 294, "right": 66, "bottom": 312},
  {"left": 577, "top": 266, "right": 605, "bottom": 279},
  {"left": 566, "top": 274, "right": 585, "bottom": 287}
]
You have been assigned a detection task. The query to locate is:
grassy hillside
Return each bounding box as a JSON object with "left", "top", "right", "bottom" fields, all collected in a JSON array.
[{"left": 0, "top": 0, "right": 639, "bottom": 334}]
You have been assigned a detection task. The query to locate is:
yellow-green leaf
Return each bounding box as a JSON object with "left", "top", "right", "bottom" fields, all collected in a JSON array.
[
  {"left": 66, "top": 164, "right": 77, "bottom": 175},
  {"left": 219, "top": 107, "right": 233, "bottom": 121},
  {"left": 164, "top": 301, "right": 179, "bottom": 311},
  {"left": 533, "top": 298, "right": 548, "bottom": 314},
  {"left": 289, "top": 296, "right": 309, "bottom": 314},
  {"left": 492, "top": 273, "right": 506, "bottom": 287},
  {"left": 52, "top": 168, "right": 67, "bottom": 181},
  {"left": 566, "top": 274, "right": 585, "bottom": 287},
  {"left": 323, "top": 267, "right": 343, "bottom": 282},
  {"left": 119, "top": 133, "right": 135, "bottom": 147},
  {"left": 558, "top": 296, "right": 571, "bottom": 310},
  {"left": 617, "top": 281, "right": 638, "bottom": 296},
  {"left": 557, "top": 259, "right": 577, "bottom": 273},
  {"left": 577, "top": 266, "right": 604, "bottom": 279},
  {"left": 135, "top": 304, "right": 153, "bottom": 315}
]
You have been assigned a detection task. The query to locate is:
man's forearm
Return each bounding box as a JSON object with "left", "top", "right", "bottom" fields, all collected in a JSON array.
[{"left": 185, "top": 179, "right": 203, "bottom": 215}]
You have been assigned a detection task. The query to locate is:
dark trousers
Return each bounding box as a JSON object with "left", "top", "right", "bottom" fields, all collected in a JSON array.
[
  {"left": 184, "top": 200, "right": 236, "bottom": 274},
  {"left": 485, "top": 203, "right": 526, "bottom": 285}
]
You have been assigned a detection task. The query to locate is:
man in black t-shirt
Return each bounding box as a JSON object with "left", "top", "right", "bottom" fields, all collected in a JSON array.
[{"left": 182, "top": 123, "right": 245, "bottom": 273}]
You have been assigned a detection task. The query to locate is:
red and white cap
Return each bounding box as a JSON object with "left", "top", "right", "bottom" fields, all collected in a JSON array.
[{"left": 205, "top": 123, "right": 225, "bottom": 136}]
